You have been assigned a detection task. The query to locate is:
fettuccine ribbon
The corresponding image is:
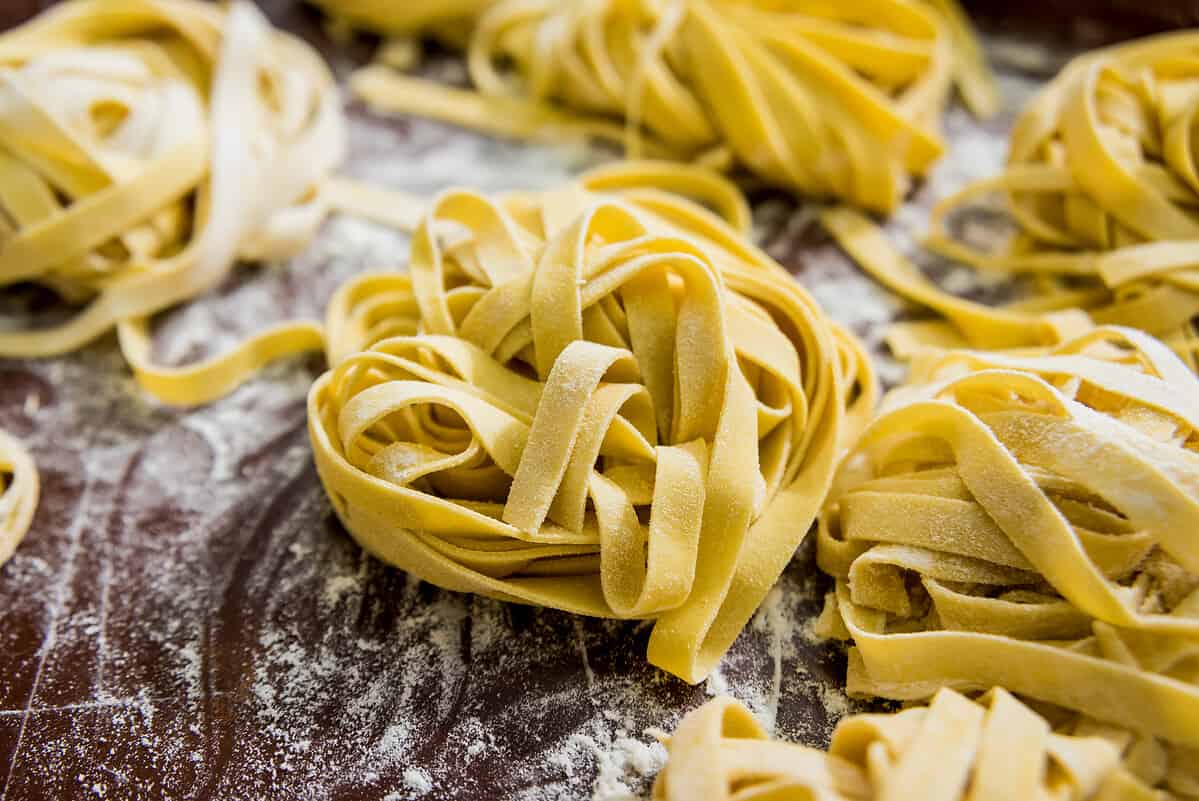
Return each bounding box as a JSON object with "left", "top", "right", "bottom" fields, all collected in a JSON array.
[{"left": 0, "top": 430, "right": 38, "bottom": 569}]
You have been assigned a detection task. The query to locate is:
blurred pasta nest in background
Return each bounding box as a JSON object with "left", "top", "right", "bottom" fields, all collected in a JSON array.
[
  {"left": 832, "top": 31, "right": 1199, "bottom": 372},
  {"left": 309, "top": 164, "right": 876, "bottom": 683},
  {"left": 332, "top": 0, "right": 996, "bottom": 213},
  {"left": 0, "top": 0, "right": 343, "bottom": 399},
  {"left": 817, "top": 326, "right": 1199, "bottom": 792}
]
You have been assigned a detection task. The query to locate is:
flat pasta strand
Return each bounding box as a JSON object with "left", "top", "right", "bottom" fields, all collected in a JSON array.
[
  {"left": 824, "top": 31, "right": 1199, "bottom": 370},
  {"left": 651, "top": 688, "right": 1183, "bottom": 800},
  {"left": 814, "top": 326, "right": 1199, "bottom": 764},
  {"left": 0, "top": 0, "right": 345, "bottom": 406},
  {"left": 0, "top": 430, "right": 38, "bottom": 569},
  {"left": 309, "top": 161, "right": 877, "bottom": 682},
  {"left": 338, "top": 0, "right": 996, "bottom": 213}
]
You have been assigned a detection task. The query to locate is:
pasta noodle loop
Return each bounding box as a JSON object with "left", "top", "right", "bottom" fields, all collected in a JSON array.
[
  {"left": 826, "top": 32, "right": 1199, "bottom": 369},
  {"left": 0, "top": 0, "right": 345, "bottom": 406},
  {"left": 309, "top": 162, "right": 876, "bottom": 682},
  {"left": 651, "top": 688, "right": 1179, "bottom": 800},
  {"left": 815, "top": 326, "right": 1199, "bottom": 764},
  {"left": 344, "top": 0, "right": 997, "bottom": 213},
  {"left": 0, "top": 430, "right": 38, "bottom": 569}
]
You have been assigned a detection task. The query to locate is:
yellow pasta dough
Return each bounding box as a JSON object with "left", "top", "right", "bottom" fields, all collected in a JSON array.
[
  {"left": 309, "top": 161, "right": 877, "bottom": 682},
  {"left": 343, "top": 0, "right": 997, "bottom": 213},
  {"left": 814, "top": 326, "right": 1199, "bottom": 773},
  {"left": 0, "top": 0, "right": 344, "bottom": 406},
  {"left": 0, "top": 430, "right": 38, "bottom": 569},
  {"left": 652, "top": 688, "right": 1181, "bottom": 800},
  {"left": 825, "top": 31, "right": 1199, "bottom": 370}
]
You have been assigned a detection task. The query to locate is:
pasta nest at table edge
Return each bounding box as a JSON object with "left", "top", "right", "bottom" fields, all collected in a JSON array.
[
  {"left": 343, "top": 0, "right": 997, "bottom": 214},
  {"left": 814, "top": 325, "right": 1199, "bottom": 780},
  {"left": 308, "top": 162, "right": 877, "bottom": 683},
  {"left": 0, "top": 0, "right": 344, "bottom": 406},
  {"left": 652, "top": 688, "right": 1182, "bottom": 801},
  {"left": 824, "top": 30, "right": 1199, "bottom": 371},
  {"left": 0, "top": 430, "right": 38, "bottom": 569}
]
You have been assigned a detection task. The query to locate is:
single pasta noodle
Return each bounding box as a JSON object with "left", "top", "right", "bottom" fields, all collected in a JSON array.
[
  {"left": 814, "top": 325, "right": 1199, "bottom": 789},
  {"left": 343, "top": 0, "right": 997, "bottom": 213},
  {"left": 651, "top": 688, "right": 1177, "bottom": 800},
  {"left": 0, "top": 0, "right": 345, "bottom": 407},
  {"left": 0, "top": 430, "right": 38, "bottom": 569},
  {"left": 309, "top": 161, "right": 877, "bottom": 682},
  {"left": 824, "top": 31, "right": 1199, "bottom": 370}
]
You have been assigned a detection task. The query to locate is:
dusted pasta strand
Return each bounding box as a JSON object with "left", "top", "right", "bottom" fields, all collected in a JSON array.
[
  {"left": 651, "top": 689, "right": 1177, "bottom": 800},
  {"left": 343, "top": 0, "right": 996, "bottom": 213},
  {"left": 814, "top": 327, "right": 1199, "bottom": 769},
  {"left": 0, "top": 431, "right": 38, "bottom": 569},
  {"left": 825, "top": 31, "right": 1199, "bottom": 369},
  {"left": 0, "top": 0, "right": 345, "bottom": 406},
  {"left": 310, "top": 161, "right": 877, "bottom": 682}
]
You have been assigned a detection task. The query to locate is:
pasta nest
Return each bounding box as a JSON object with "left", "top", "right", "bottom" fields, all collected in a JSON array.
[
  {"left": 652, "top": 689, "right": 1177, "bottom": 801},
  {"left": 0, "top": 431, "right": 38, "bottom": 569},
  {"left": 827, "top": 31, "right": 1199, "bottom": 370},
  {"left": 817, "top": 326, "right": 1199, "bottom": 781},
  {"left": 0, "top": 0, "right": 344, "bottom": 401},
  {"left": 350, "top": 0, "right": 997, "bottom": 213},
  {"left": 308, "top": 163, "right": 875, "bottom": 682}
]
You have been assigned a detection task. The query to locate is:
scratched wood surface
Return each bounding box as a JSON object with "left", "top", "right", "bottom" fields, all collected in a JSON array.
[{"left": 0, "top": 3, "right": 1179, "bottom": 800}]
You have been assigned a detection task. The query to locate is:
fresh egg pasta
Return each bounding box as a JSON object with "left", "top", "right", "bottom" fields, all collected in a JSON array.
[{"left": 309, "top": 162, "right": 876, "bottom": 682}]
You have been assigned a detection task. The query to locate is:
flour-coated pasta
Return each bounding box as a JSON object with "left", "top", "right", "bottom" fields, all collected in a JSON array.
[
  {"left": 0, "top": 0, "right": 344, "bottom": 406},
  {"left": 815, "top": 327, "right": 1199, "bottom": 776},
  {"left": 309, "top": 161, "right": 876, "bottom": 682},
  {"left": 343, "top": 0, "right": 996, "bottom": 213},
  {"left": 652, "top": 688, "right": 1181, "bottom": 800}
]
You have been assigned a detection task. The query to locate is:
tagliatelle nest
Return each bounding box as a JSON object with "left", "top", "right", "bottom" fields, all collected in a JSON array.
[
  {"left": 652, "top": 688, "right": 1178, "bottom": 800},
  {"left": 0, "top": 0, "right": 344, "bottom": 405},
  {"left": 346, "top": 0, "right": 997, "bottom": 213},
  {"left": 826, "top": 31, "right": 1199, "bottom": 370},
  {"left": 815, "top": 325, "right": 1199, "bottom": 788},
  {"left": 308, "top": 163, "right": 876, "bottom": 683}
]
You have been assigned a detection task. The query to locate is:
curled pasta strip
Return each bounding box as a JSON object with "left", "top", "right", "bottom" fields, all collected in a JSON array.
[
  {"left": 0, "top": 0, "right": 344, "bottom": 406},
  {"left": 0, "top": 431, "right": 38, "bottom": 569},
  {"left": 815, "top": 326, "right": 1199, "bottom": 766},
  {"left": 345, "top": 0, "right": 996, "bottom": 213},
  {"left": 826, "top": 32, "right": 1199, "bottom": 369},
  {"left": 309, "top": 161, "right": 876, "bottom": 682},
  {"left": 652, "top": 688, "right": 1179, "bottom": 801}
]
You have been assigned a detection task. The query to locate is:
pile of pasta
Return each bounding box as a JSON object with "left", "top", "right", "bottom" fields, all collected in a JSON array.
[
  {"left": 0, "top": 431, "right": 38, "bottom": 569},
  {"left": 339, "top": 0, "right": 996, "bottom": 213},
  {"left": 813, "top": 326, "right": 1199, "bottom": 793},
  {"left": 308, "top": 162, "right": 875, "bottom": 682},
  {"left": 653, "top": 688, "right": 1174, "bottom": 800},
  {"left": 0, "top": 0, "right": 344, "bottom": 406},
  {"left": 826, "top": 31, "right": 1199, "bottom": 371}
]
